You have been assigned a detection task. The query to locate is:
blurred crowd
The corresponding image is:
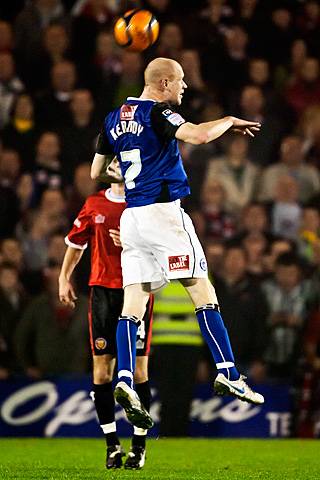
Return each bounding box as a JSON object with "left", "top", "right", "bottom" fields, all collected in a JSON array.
[{"left": 1, "top": 0, "right": 320, "bottom": 435}]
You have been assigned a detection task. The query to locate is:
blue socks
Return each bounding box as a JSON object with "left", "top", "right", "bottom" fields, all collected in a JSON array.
[
  {"left": 196, "top": 304, "right": 240, "bottom": 381},
  {"left": 116, "top": 315, "right": 140, "bottom": 388}
]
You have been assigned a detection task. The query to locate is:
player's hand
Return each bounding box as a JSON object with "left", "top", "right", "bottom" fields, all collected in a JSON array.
[
  {"left": 58, "top": 277, "right": 77, "bottom": 308},
  {"left": 109, "top": 228, "right": 122, "bottom": 247},
  {"left": 229, "top": 116, "right": 261, "bottom": 137}
]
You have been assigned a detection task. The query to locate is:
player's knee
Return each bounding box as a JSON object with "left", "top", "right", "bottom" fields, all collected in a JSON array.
[
  {"left": 134, "top": 364, "right": 148, "bottom": 383},
  {"left": 93, "top": 365, "right": 113, "bottom": 384}
]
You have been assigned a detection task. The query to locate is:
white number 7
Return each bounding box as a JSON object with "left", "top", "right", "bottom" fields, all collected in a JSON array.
[{"left": 120, "top": 149, "right": 142, "bottom": 190}]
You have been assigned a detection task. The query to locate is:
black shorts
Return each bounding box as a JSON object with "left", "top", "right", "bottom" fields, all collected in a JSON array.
[{"left": 88, "top": 286, "right": 153, "bottom": 357}]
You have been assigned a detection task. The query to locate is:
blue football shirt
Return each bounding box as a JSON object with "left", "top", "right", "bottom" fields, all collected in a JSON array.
[{"left": 96, "top": 97, "right": 190, "bottom": 208}]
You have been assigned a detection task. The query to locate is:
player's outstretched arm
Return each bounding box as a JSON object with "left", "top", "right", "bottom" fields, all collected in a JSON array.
[
  {"left": 58, "top": 246, "right": 83, "bottom": 308},
  {"left": 175, "top": 116, "right": 261, "bottom": 145}
]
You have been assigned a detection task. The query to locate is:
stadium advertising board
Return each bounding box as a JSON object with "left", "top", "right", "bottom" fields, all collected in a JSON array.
[{"left": 0, "top": 378, "right": 291, "bottom": 438}]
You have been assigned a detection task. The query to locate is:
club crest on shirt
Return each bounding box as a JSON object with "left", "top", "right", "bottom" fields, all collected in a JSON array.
[
  {"left": 120, "top": 104, "right": 138, "bottom": 121},
  {"left": 168, "top": 255, "right": 190, "bottom": 271},
  {"left": 95, "top": 337, "right": 107, "bottom": 350},
  {"left": 95, "top": 214, "right": 105, "bottom": 224},
  {"left": 200, "top": 258, "right": 207, "bottom": 271}
]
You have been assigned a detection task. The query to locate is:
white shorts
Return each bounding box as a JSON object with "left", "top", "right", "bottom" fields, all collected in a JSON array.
[{"left": 120, "top": 201, "right": 208, "bottom": 290}]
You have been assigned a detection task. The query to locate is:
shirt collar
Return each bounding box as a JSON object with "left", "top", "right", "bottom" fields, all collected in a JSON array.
[
  {"left": 105, "top": 188, "right": 126, "bottom": 203},
  {"left": 126, "top": 96, "right": 156, "bottom": 102}
]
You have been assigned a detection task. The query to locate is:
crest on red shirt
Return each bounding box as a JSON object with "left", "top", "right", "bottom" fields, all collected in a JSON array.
[
  {"left": 120, "top": 104, "right": 138, "bottom": 121},
  {"left": 168, "top": 255, "right": 190, "bottom": 271},
  {"left": 95, "top": 214, "right": 105, "bottom": 224}
]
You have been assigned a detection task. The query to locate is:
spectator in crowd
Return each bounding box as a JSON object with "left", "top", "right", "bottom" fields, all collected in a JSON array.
[
  {"left": 91, "top": 30, "right": 122, "bottom": 114},
  {"left": 275, "top": 38, "right": 309, "bottom": 91},
  {"left": 155, "top": 22, "right": 184, "bottom": 61},
  {"left": 0, "top": 20, "right": 14, "bottom": 54},
  {"left": 299, "top": 105, "right": 320, "bottom": 169},
  {"left": 262, "top": 252, "right": 317, "bottom": 379},
  {"left": 15, "top": 259, "right": 89, "bottom": 377},
  {"left": 220, "top": 25, "right": 249, "bottom": 105},
  {"left": 112, "top": 51, "right": 143, "bottom": 107},
  {"left": 1, "top": 94, "right": 38, "bottom": 170},
  {"left": 262, "top": 7, "right": 296, "bottom": 68},
  {"left": 71, "top": 0, "right": 115, "bottom": 66},
  {"left": 237, "top": 84, "right": 285, "bottom": 165},
  {"left": 152, "top": 280, "right": 204, "bottom": 436},
  {"left": 214, "top": 245, "right": 268, "bottom": 381},
  {"left": 17, "top": 188, "right": 67, "bottom": 271},
  {"left": 47, "top": 233, "right": 66, "bottom": 266},
  {"left": 60, "top": 89, "right": 100, "bottom": 181},
  {"left": 296, "top": 0, "right": 320, "bottom": 57},
  {"left": 259, "top": 135, "right": 320, "bottom": 204},
  {"left": 0, "top": 148, "right": 20, "bottom": 237},
  {"left": 228, "top": 202, "right": 274, "bottom": 245},
  {"left": 179, "top": 49, "right": 208, "bottom": 122},
  {"left": 0, "top": 52, "right": 24, "bottom": 128},
  {"left": 263, "top": 237, "right": 297, "bottom": 277},
  {"left": 31, "top": 131, "right": 63, "bottom": 202},
  {"left": 242, "top": 231, "right": 268, "bottom": 280},
  {"left": 298, "top": 206, "right": 320, "bottom": 266},
  {"left": 205, "top": 239, "right": 226, "bottom": 278},
  {"left": 36, "top": 60, "right": 77, "bottom": 128},
  {"left": 66, "top": 162, "right": 97, "bottom": 222},
  {"left": 270, "top": 175, "right": 302, "bottom": 241},
  {"left": 0, "top": 238, "right": 24, "bottom": 272},
  {"left": 0, "top": 262, "right": 27, "bottom": 378},
  {"left": 296, "top": 308, "right": 320, "bottom": 437},
  {"left": 285, "top": 57, "right": 320, "bottom": 120},
  {"left": 27, "top": 23, "right": 72, "bottom": 93},
  {"left": 193, "top": 178, "right": 236, "bottom": 243},
  {"left": 15, "top": 0, "right": 67, "bottom": 64},
  {"left": 207, "top": 135, "right": 259, "bottom": 214}
]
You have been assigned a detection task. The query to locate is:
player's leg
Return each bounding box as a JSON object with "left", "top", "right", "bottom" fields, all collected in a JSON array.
[
  {"left": 114, "top": 284, "right": 153, "bottom": 429},
  {"left": 124, "top": 294, "right": 153, "bottom": 470},
  {"left": 124, "top": 356, "right": 150, "bottom": 469},
  {"left": 180, "top": 277, "right": 264, "bottom": 404},
  {"left": 89, "top": 286, "right": 125, "bottom": 468}
]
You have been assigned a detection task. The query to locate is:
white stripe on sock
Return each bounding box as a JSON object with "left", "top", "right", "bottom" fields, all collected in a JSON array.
[
  {"left": 133, "top": 426, "right": 147, "bottom": 436},
  {"left": 100, "top": 421, "right": 116, "bottom": 434},
  {"left": 203, "top": 311, "right": 230, "bottom": 380},
  {"left": 118, "top": 370, "right": 133, "bottom": 379},
  {"left": 127, "top": 322, "right": 133, "bottom": 375},
  {"left": 216, "top": 361, "right": 235, "bottom": 369}
]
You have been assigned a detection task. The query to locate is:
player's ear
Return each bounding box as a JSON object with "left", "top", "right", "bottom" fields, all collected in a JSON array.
[{"left": 159, "top": 78, "right": 166, "bottom": 91}]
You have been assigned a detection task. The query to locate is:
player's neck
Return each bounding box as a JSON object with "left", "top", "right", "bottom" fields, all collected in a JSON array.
[
  {"left": 110, "top": 183, "right": 125, "bottom": 197},
  {"left": 139, "top": 86, "right": 166, "bottom": 103}
]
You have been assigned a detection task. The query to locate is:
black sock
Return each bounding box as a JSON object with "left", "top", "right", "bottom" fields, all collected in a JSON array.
[
  {"left": 135, "top": 381, "right": 151, "bottom": 411},
  {"left": 132, "top": 381, "right": 151, "bottom": 448},
  {"left": 92, "top": 382, "right": 120, "bottom": 447}
]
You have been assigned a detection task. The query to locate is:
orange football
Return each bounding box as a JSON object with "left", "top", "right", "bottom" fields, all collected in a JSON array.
[{"left": 114, "top": 9, "right": 159, "bottom": 52}]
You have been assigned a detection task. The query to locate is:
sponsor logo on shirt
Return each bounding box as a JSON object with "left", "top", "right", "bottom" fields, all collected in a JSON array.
[
  {"left": 95, "top": 337, "right": 107, "bottom": 350},
  {"left": 94, "top": 214, "right": 105, "bottom": 224},
  {"left": 167, "top": 113, "right": 185, "bottom": 126},
  {"left": 120, "top": 104, "right": 138, "bottom": 121},
  {"left": 74, "top": 218, "right": 81, "bottom": 228},
  {"left": 162, "top": 108, "right": 173, "bottom": 117},
  {"left": 168, "top": 255, "right": 190, "bottom": 271}
]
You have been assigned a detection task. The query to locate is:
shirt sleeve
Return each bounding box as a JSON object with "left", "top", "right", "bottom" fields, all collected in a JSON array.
[
  {"left": 150, "top": 102, "right": 186, "bottom": 141},
  {"left": 65, "top": 202, "right": 92, "bottom": 250},
  {"left": 96, "top": 123, "right": 113, "bottom": 155}
]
